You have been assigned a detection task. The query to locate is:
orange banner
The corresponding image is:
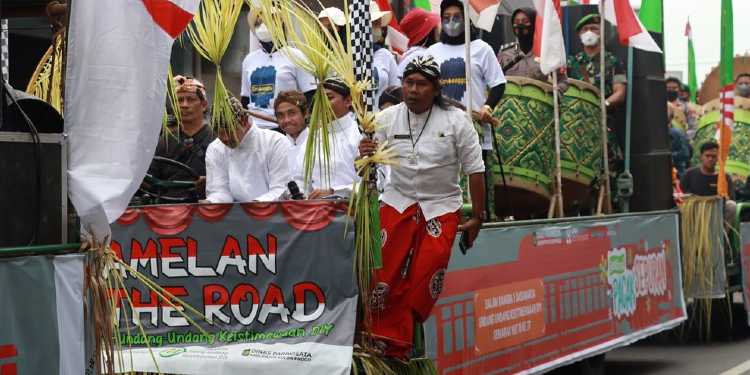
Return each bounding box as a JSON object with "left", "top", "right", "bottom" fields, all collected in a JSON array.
[{"left": 474, "top": 279, "right": 546, "bottom": 354}]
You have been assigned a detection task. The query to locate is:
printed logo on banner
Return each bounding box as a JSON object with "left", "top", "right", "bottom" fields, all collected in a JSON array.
[
  {"left": 606, "top": 242, "right": 669, "bottom": 319},
  {"left": 159, "top": 347, "right": 186, "bottom": 358},
  {"left": 473, "top": 279, "right": 546, "bottom": 355}
]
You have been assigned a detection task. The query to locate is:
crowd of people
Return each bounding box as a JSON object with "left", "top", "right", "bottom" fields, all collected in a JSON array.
[{"left": 136, "top": 0, "right": 750, "bottom": 360}]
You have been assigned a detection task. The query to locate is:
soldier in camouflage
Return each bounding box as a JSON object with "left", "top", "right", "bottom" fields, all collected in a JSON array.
[{"left": 566, "top": 14, "right": 626, "bottom": 108}]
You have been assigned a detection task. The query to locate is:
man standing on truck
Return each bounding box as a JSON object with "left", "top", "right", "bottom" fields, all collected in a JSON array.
[
  {"left": 146, "top": 75, "right": 215, "bottom": 201},
  {"left": 359, "top": 55, "right": 486, "bottom": 359}
]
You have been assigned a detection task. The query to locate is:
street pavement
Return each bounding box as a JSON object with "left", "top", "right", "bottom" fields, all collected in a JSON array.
[
  {"left": 606, "top": 301, "right": 750, "bottom": 375},
  {"left": 551, "top": 301, "right": 750, "bottom": 375}
]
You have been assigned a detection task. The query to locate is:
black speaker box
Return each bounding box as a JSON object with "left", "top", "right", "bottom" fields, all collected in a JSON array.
[{"left": 0, "top": 132, "right": 68, "bottom": 247}]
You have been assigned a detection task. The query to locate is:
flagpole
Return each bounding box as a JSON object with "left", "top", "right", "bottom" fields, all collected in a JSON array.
[
  {"left": 552, "top": 71, "right": 564, "bottom": 218},
  {"left": 597, "top": 1, "right": 612, "bottom": 215},
  {"left": 463, "top": 0, "right": 472, "bottom": 121},
  {"left": 619, "top": 46, "right": 634, "bottom": 213}
]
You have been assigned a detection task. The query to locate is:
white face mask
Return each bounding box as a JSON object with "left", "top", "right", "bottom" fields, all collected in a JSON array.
[
  {"left": 255, "top": 23, "right": 272, "bottom": 43},
  {"left": 580, "top": 30, "right": 599, "bottom": 47}
]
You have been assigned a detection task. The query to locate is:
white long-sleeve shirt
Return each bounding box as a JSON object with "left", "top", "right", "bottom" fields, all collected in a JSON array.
[
  {"left": 205, "top": 125, "right": 291, "bottom": 203},
  {"left": 286, "top": 127, "right": 309, "bottom": 190},
  {"left": 307, "top": 112, "right": 361, "bottom": 196},
  {"left": 374, "top": 103, "right": 485, "bottom": 220},
  {"left": 373, "top": 47, "right": 401, "bottom": 110}
]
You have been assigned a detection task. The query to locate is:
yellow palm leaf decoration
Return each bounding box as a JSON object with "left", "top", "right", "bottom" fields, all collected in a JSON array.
[
  {"left": 186, "top": 0, "right": 243, "bottom": 138},
  {"left": 26, "top": 30, "right": 66, "bottom": 114}
]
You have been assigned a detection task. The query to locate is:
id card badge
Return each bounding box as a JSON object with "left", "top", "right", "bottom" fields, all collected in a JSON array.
[{"left": 407, "top": 152, "right": 418, "bottom": 165}]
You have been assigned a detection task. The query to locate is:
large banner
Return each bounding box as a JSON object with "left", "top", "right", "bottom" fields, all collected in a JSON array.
[
  {"left": 424, "top": 212, "right": 686, "bottom": 374},
  {"left": 741, "top": 223, "right": 750, "bottom": 326},
  {"left": 110, "top": 202, "right": 357, "bottom": 375},
  {"left": 0, "top": 254, "right": 86, "bottom": 375}
]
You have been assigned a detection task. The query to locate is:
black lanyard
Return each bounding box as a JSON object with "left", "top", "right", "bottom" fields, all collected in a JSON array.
[{"left": 406, "top": 106, "right": 433, "bottom": 150}]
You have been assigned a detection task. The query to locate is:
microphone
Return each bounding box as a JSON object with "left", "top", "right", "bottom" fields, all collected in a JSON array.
[{"left": 287, "top": 181, "right": 305, "bottom": 200}]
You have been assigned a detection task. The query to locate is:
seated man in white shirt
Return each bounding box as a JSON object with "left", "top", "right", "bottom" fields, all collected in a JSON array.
[
  {"left": 204, "top": 96, "right": 291, "bottom": 203},
  {"left": 302, "top": 76, "right": 361, "bottom": 199},
  {"left": 274, "top": 90, "right": 309, "bottom": 192},
  {"left": 359, "top": 55, "right": 486, "bottom": 359}
]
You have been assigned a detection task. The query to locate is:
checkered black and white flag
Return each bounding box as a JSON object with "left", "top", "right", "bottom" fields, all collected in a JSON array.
[
  {"left": 348, "top": 0, "right": 374, "bottom": 112},
  {"left": 1, "top": 19, "right": 8, "bottom": 83}
]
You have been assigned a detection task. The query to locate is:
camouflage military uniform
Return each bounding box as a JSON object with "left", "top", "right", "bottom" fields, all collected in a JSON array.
[
  {"left": 567, "top": 51, "right": 626, "bottom": 98},
  {"left": 497, "top": 42, "right": 547, "bottom": 82}
]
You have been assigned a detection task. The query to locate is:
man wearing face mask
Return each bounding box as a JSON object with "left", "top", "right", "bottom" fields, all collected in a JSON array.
[
  {"left": 666, "top": 77, "right": 697, "bottom": 133},
  {"left": 240, "top": 10, "right": 317, "bottom": 130},
  {"left": 736, "top": 74, "right": 750, "bottom": 99},
  {"left": 397, "top": 7, "right": 441, "bottom": 80},
  {"left": 371, "top": 1, "right": 401, "bottom": 111},
  {"left": 426, "top": 0, "right": 506, "bottom": 152},
  {"left": 567, "top": 14, "right": 626, "bottom": 110}
]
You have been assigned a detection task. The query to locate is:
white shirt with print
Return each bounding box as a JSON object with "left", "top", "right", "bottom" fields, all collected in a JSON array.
[
  {"left": 426, "top": 39, "right": 507, "bottom": 150},
  {"left": 240, "top": 47, "right": 316, "bottom": 129}
]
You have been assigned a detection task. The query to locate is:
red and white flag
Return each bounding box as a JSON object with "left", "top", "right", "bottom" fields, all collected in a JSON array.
[
  {"left": 65, "top": 0, "right": 199, "bottom": 240},
  {"left": 373, "top": 0, "right": 409, "bottom": 52},
  {"left": 602, "top": 0, "right": 662, "bottom": 53},
  {"left": 718, "top": 84, "right": 735, "bottom": 139},
  {"left": 468, "top": 0, "right": 501, "bottom": 32},
  {"left": 533, "top": 0, "right": 567, "bottom": 75}
]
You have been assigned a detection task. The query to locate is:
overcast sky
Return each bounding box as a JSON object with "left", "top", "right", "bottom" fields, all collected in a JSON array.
[{"left": 635, "top": 0, "right": 750, "bottom": 83}]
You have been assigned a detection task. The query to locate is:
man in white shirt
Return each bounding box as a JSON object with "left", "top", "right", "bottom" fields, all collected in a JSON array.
[
  {"left": 359, "top": 55, "right": 486, "bottom": 359},
  {"left": 396, "top": 8, "right": 440, "bottom": 80},
  {"left": 275, "top": 90, "right": 309, "bottom": 192},
  {"left": 303, "top": 76, "right": 361, "bottom": 199},
  {"left": 426, "top": 0, "right": 506, "bottom": 150},
  {"left": 371, "top": 1, "right": 401, "bottom": 111},
  {"left": 241, "top": 14, "right": 317, "bottom": 130},
  {"left": 205, "top": 96, "right": 291, "bottom": 203}
]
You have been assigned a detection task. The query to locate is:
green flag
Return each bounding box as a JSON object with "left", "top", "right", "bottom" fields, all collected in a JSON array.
[
  {"left": 639, "top": 0, "right": 663, "bottom": 33},
  {"left": 686, "top": 20, "right": 697, "bottom": 102},
  {"left": 720, "top": 0, "right": 734, "bottom": 86},
  {"left": 414, "top": 0, "right": 431, "bottom": 11},
  {"left": 718, "top": 0, "right": 734, "bottom": 198}
]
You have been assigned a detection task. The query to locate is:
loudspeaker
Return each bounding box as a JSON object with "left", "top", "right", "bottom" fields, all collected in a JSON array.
[
  {"left": 1, "top": 82, "right": 64, "bottom": 133},
  {"left": 0, "top": 132, "right": 68, "bottom": 247}
]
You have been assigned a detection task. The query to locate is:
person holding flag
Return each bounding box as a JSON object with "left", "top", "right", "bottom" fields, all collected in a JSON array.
[{"left": 426, "top": 0, "right": 506, "bottom": 128}]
